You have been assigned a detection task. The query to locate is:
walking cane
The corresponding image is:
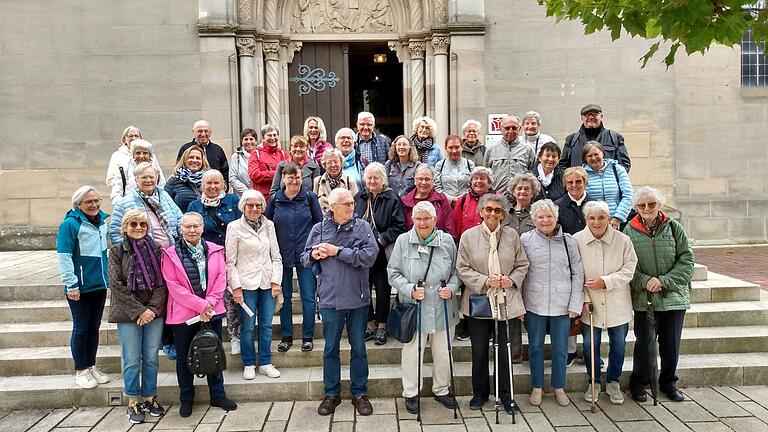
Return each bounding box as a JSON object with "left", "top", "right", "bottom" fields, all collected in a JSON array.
[
  {"left": 589, "top": 303, "right": 597, "bottom": 413},
  {"left": 501, "top": 288, "right": 517, "bottom": 424},
  {"left": 416, "top": 280, "right": 424, "bottom": 422},
  {"left": 492, "top": 289, "right": 501, "bottom": 425},
  {"left": 440, "top": 279, "right": 458, "bottom": 419}
]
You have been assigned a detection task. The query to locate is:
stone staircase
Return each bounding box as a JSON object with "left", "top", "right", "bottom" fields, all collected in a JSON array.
[{"left": 0, "top": 252, "right": 767, "bottom": 411}]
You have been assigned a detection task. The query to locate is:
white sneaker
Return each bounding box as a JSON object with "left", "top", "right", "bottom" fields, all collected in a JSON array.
[
  {"left": 75, "top": 369, "right": 97, "bottom": 389},
  {"left": 584, "top": 383, "right": 600, "bottom": 403},
  {"left": 606, "top": 381, "right": 625, "bottom": 405},
  {"left": 243, "top": 365, "right": 256, "bottom": 380},
  {"left": 258, "top": 364, "right": 281, "bottom": 378},
  {"left": 89, "top": 366, "right": 110, "bottom": 384},
  {"left": 231, "top": 338, "right": 241, "bottom": 355}
]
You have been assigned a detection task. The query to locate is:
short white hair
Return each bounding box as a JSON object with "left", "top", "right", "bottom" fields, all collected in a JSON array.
[
  {"left": 522, "top": 111, "right": 542, "bottom": 124},
  {"left": 181, "top": 211, "right": 204, "bottom": 225},
  {"left": 201, "top": 169, "right": 224, "bottom": 183},
  {"left": 364, "top": 162, "right": 388, "bottom": 187},
  {"left": 334, "top": 127, "right": 355, "bottom": 143},
  {"left": 133, "top": 161, "right": 160, "bottom": 177},
  {"left": 461, "top": 119, "right": 482, "bottom": 133},
  {"left": 130, "top": 139, "right": 153, "bottom": 156},
  {"left": 582, "top": 201, "right": 610, "bottom": 219},
  {"left": 530, "top": 199, "right": 559, "bottom": 220},
  {"left": 357, "top": 111, "right": 375, "bottom": 123},
  {"left": 328, "top": 187, "right": 353, "bottom": 207},
  {"left": 71, "top": 185, "right": 98, "bottom": 209},
  {"left": 412, "top": 201, "right": 437, "bottom": 219},
  {"left": 238, "top": 189, "right": 266, "bottom": 212},
  {"left": 633, "top": 186, "right": 666, "bottom": 208},
  {"left": 414, "top": 164, "right": 435, "bottom": 179}
]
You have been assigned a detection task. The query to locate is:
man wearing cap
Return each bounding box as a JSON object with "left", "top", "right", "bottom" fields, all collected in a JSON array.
[{"left": 559, "top": 104, "right": 631, "bottom": 172}]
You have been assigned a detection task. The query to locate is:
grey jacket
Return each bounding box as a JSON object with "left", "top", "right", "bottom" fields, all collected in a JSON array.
[
  {"left": 520, "top": 227, "right": 585, "bottom": 316},
  {"left": 483, "top": 138, "right": 535, "bottom": 193},
  {"left": 229, "top": 149, "right": 251, "bottom": 196},
  {"left": 387, "top": 229, "right": 460, "bottom": 333}
]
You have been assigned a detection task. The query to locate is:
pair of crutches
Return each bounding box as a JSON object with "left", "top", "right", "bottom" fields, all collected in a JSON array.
[{"left": 492, "top": 288, "right": 516, "bottom": 424}]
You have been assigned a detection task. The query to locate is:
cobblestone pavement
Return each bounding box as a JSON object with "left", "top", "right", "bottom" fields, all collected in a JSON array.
[
  {"left": 4, "top": 386, "right": 768, "bottom": 431},
  {"left": 695, "top": 245, "right": 768, "bottom": 290}
]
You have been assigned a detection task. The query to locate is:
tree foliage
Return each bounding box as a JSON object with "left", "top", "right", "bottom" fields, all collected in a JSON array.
[{"left": 538, "top": 0, "right": 768, "bottom": 67}]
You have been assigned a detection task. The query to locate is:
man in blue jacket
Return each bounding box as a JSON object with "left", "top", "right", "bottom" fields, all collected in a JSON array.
[{"left": 301, "top": 188, "right": 379, "bottom": 417}]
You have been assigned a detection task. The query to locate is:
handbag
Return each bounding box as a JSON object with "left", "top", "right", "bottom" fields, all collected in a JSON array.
[
  {"left": 386, "top": 247, "right": 434, "bottom": 343},
  {"left": 468, "top": 227, "right": 503, "bottom": 318},
  {"left": 563, "top": 235, "right": 582, "bottom": 336}
]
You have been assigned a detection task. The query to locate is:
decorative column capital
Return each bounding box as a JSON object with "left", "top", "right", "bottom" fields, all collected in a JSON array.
[
  {"left": 263, "top": 41, "right": 280, "bottom": 61},
  {"left": 431, "top": 35, "right": 450, "bottom": 55},
  {"left": 408, "top": 41, "right": 426, "bottom": 60},
  {"left": 236, "top": 36, "right": 257, "bottom": 57},
  {"left": 287, "top": 41, "right": 303, "bottom": 63}
]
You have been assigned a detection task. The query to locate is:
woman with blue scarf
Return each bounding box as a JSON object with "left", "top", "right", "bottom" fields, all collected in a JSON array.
[
  {"left": 335, "top": 127, "right": 366, "bottom": 190},
  {"left": 165, "top": 146, "right": 210, "bottom": 212}
]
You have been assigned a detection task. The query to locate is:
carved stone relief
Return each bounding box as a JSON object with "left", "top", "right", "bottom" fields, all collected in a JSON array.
[
  {"left": 236, "top": 36, "right": 257, "bottom": 56},
  {"left": 263, "top": 41, "right": 281, "bottom": 61},
  {"left": 431, "top": 35, "right": 449, "bottom": 55},
  {"left": 290, "top": 0, "right": 396, "bottom": 33},
  {"left": 238, "top": 0, "right": 253, "bottom": 24}
]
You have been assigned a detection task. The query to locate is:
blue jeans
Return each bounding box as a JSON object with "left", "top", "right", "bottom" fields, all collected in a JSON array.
[
  {"left": 280, "top": 266, "right": 317, "bottom": 340},
  {"left": 582, "top": 322, "right": 629, "bottom": 384},
  {"left": 67, "top": 289, "right": 107, "bottom": 370},
  {"left": 117, "top": 318, "right": 163, "bottom": 397},
  {"left": 320, "top": 306, "right": 369, "bottom": 397},
  {"left": 240, "top": 289, "right": 276, "bottom": 366},
  {"left": 172, "top": 319, "right": 226, "bottom": 403},
  {"left": 526, "top": 312, "right": 570, "bottom": 389}
]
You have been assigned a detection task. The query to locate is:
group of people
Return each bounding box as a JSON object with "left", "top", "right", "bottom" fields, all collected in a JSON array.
[{"left": 56, "top": 104, "right": 694, "bottom": 425}]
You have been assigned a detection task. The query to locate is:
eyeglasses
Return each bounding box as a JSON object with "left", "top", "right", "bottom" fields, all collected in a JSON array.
[
  {"left": 501, "top": 125, "right": 520, "bottom": 131},
  {"left": 284, "top": 176, "right": 301, "bottom": 183},
  {"left": 413, "top": 216, "right": 434, "bottom": 223},
  {"left": 129, "top": 221, "right": 148, "bottom": 229},
  {"left": 334, "top": 201, "right": 355, "bottom": 207},
  {"left": 582, "top": 112, "right": 601, "bottom": 119},
  {"left": 636, "top": 202, "right": 658, "bottom": 209},
  {"left": 245, "top": 203, "right": 264, "bottom": 209},
  {"left": 415, "top": 177, "right": 434, "bottom": 183},
  {"left": 483, "top": 207, "right": 503, "bottom": 215},
  {"left": 465, "top": 130, "right": 478, "bottom": 135},
  {"left": 181, "top": 224, "right": 202, "bottom": 229},
  {"left": 81, "top": 199, "right": 102, "bottom": 206}
]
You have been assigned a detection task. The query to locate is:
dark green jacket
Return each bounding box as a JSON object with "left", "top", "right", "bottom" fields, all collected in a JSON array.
[{"left": 623, "top": 213, "right": 694, "bottom": 312}]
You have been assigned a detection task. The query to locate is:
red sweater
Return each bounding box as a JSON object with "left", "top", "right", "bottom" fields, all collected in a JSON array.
[{"left": 248, "top": 143, "right": 288, "bottom": 200}]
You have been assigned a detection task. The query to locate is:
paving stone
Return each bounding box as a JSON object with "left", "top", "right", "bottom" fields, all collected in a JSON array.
[
  {"left": 129, "top": 423, "right": 156, "bottom": 432},
  {"left": 687, "top": 421, "right": 737, "bottom": 432},
  {"left": 597, "top": 395, "right": 651, "bottom": 422},
  {"left": 399, "top": 420, "right": 423, "bottom": 432},
  {"left": 356, "top": 413, "right": 398, "bottom": 431},
  {"left": 27, "top": 409, "right": 73, "bottom": 432},
  {"left": 332, "top": 400, "right": 355, "bottom": 422},
  {"left": 92, "top": 407, "right": 133, "bottom": 432},
  {"left": 422, "top": 425, "right": 467, "bottom": 432},
  {"left": 662, "top": 401, "right": 717, "bottom": 423},
  {"left": 483, "top": 409, "right": 531, "bottom": 431},
  {"left": 584, "top": 411, "right": 622, "bottom": 432},
  {"left": 418, "top": 398, "right": 463, "bottom": 425},
  {"left": 555, "top": 427, "right": 595, "bottom": 432},
  {"left": 641, "top": 402, "right": 691, "bottom": 431},
  {"left": 713, "top": 387, "right": 750, "bottom": 402},
  {"left": 262, "top": 421, "right": 287, "bottom": 432},
  {"left": 286, "top": 401, "right": 330, "bottom": 432},
  {"left": 683, "top": 387, "right": 751, "bottom": 417},
  {"left": 396, "top": 398, "right": 417, "bottom": 421},
  {"left": 455, "top": 396, "right": 484, "bottom": 418},
  {"left": 218, "top": 402, "right": 269, "bottom": 431},
  {"left": 267, "top": 402, "right": 292, "bottom": 421},
  {"left": 193, "top": 424, "right": 218, "bottom": 432},
  {"left": 615, "top": 420, "right": 665, "bottom": 432},
  {"left": 58, "top": 407, "right": 111, "bottom": 428},
  {"left": 463, "top": 417, "right": 491, "bottom": 431},
  {"left": 567, "top": 392, "right": 592, "bottom": 412},
  {"left": 52, "top": 428, "right": 91, "bottom": 432},
  {"left": 720, "top": 416, "right": 768, "bottom": 432},
  {"left": 523, "top": 412, "right": 555, "bottom": 432},
  {"left": 331, "top": 421, "right": 354, "bottom": 432},
  {"left": 734, "top": 386, "right": 768, "bottom": 408},
  {"left": 369, "top": 398, "right": 396, "bottom": 414},
  {"left": 154, "top": 404, "right": 207, "bottom": 429},
  {"left": 538, "top": 396, "right": 589, "bottom": 427},
  {"left": 199, "top": 407, "right": 224, "bottom": 424},
  {"left": 737, "top": 401, "right": 768, "bottom": 423},
  {"left": 516, "top": 394, "right": 543, "bottom": 413}
]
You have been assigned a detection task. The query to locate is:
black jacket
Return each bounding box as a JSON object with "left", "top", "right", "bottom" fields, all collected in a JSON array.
[
  {"left": 532, "top": 163, "right": 566, "bottom": 202},
  {"left": 555, "top": 193, "right": 595, "bottom": 235},
  {"left": 177, "top": 140, "right": 230, "bottom": 185},
  {"left": 354, "top": 187, "right": 407, "bottom": 247},
  {"left": 560, "top": 125, "right": 631, "bottom": 172},
  {"left": 164, "top": 176, "right": 200, "bottom": 212}
]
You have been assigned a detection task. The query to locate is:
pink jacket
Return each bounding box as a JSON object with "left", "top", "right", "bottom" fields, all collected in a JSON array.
[{"left": 162, "top": 241, "right": 227, "bottom": 325}]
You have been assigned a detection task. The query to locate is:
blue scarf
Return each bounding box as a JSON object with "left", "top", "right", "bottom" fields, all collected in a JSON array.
[{"left": 175, "top": 167, "right": 205, "bottom": 186}]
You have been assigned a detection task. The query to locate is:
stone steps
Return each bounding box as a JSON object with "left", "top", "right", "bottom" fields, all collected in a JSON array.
[{"left": 1, "top": 352, "right": 767, "bottom": 410}]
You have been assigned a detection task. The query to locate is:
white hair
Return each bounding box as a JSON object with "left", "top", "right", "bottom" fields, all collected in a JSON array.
[
  {"left": 357, "top": 111, "right": 375, "bottom": 123},
  {"left": 133, "top": 161, "right": 160, "bottom": 177},
  {"left": 412, "top": 201, "right": 437, "bottom": 219},
  {"left": 523, "top": 111, "right": 542, "bottom": 124},
  {"left": 530, "top": 199, "right": 559, "bottom": 220},
  {"left": 364, "top": 162, "right": 388, "bottom": 187},
  {"left": 181, "top": 211, "right": 204, "bottom": 225},
  {"left": 201, "top": 169, "right": 224, "bottom": 183},
  {"left": 328, "top": 187, "right": 353, "bottom": 207},
  {"left": 130, "top": 139, "right": 153, "bottom": 156},
  {"left": 414, "top": 164, "right": 435, "bottom": 179},
  {"left": 238, "top": 189, "right": 266, "bottom": 212},
  {"left": 334, "top": 127, "right": 355, "bottom": 143},
  {"left": 633, "top": 186, "right": 666, "bottom": 208},
  {"left": 71, "top": 185, "right": 98, "bottom": 209},
  {"left": 582, "top": 201, "right": 611, "bottom": 219},
  {"left": 461, "top": 119, "right": 482, "bottom": 133}
]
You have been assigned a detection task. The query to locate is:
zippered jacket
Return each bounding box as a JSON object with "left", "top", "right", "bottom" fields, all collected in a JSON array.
[{"left": 56, "top": 208, "right": 110, "bottom": 294}]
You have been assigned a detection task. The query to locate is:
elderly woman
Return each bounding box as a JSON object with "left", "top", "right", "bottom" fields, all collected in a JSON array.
[
  {"left": 521, "top": 111, "right": 556, "bottom": 156},
  {"left": 107, "top": 126, "right": 143, "bottom": 200},
  {"left": 163, "top": 212, "right": 237, "bottom": 417},
  {"left": 226, "top": 191, "right": 283, "bottom": 380},
  {"left": 402, "top": 165, "right": 455, "bottom": 236},
  {"left": 384, "top": 135, "right": 423, "bottom": 197},
  {"left": 229, "top": 128, "right": 258, "bottom": 196},
  {"left": 270, "top": 135, "right": 321, "bottom": 196},
  {"left": 57, "top": 186, "right": 111, "bottom": 389},
  {"left": 266, "top": 162, "right": 323, "bottom": 352},
  {"left": 451, "top": 166, "right": 494, "bottom": 239},
  {"left": 336, "top": 127, "right": 366, "bottom": 188},
  {"left": 624, "top": 187, "right": 694, "bottom": 403},
  {"left": 304, "top": 116, "right": 333, "bottom": 165},
  {"left": 410, "top": 116, "right": 443, "bottom": 166},
  {"left": 457, "top": 194, "right": 529, "bottom": 413},
  {"left": 108, "top": 209, "right": 167, "bottom": 424},
  {"left": 249, "top": 124, "right": 288, "bottom": 200},
  {"left": 532, "top": 142, "right": 565, "bottom": 201},
  {"left": 582, "top": 141, "right": 633, "bottom": 230},
  {"left": 506, "top": 173, "right": 540, "bottom": 235},
  {"left": 110, "top": 139, "right": 167, "bottom": 204},
  {"left": 313, "top": 148, "right": 359, "bottom": 213},
  {"left": 461, "top": 119, "right": 485, "bottom": 167},
  {"left": 388, "top": 201, "right": 459, "bottom": 414},
  {"left": 165, "top": 146, "right": 210, "bottom": 212},
  {"left": 521, "top": 199, "right": 584, "bottom": 407},
  {"left": 574, "top": 201, "right": 638, "bottom": 405},
  {"left": 354, "top": 162, "right": 407, "bottom": 345},
  {"left": 435, "top": 134, "right": 475, "bottom": 202},
  {"left": 555, "top": 167, "right": 593, "bottom": 235}
]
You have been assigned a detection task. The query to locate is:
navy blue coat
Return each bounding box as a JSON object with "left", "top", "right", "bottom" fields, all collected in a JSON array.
[
  {"left": 265, "top": 186, "right": 323, "bottom": 268},
  {"left": 353, "top": 187, "right": 406, "bottom": 247},
  {"left": 187, "top": 194, "right": 242, "bottom": 246},
  {"left": 164, "top": 176, "right": 200, "bottom": 212},
  {"left": 555, "top": 193, "right": 595, "bottom": 235}
]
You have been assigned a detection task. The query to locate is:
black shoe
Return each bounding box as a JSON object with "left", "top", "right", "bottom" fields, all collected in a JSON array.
[
  {"left": 277, "top": 337, "right": 293, "bottom": 352},
  {"left": 364, "top": 327, "right": 376, "bottom": 342},
  {"left": 142, "top": 396, "right": 165, "bottom": 417},
  {"left": 501, "top": 397, "right": 517, "bottom": 415},
  {"left": 661, "top": 386, "right": 685, "bottom": 402},
  {"left": 566, "top": 352, "right": 578, "bottom": 367},
  {"left": 127, "top": 401, "right": 145, "bottom": 424},
  {"left": 456, "top": 327, "right": 470, "bottom": 341},
  {"left": 211, "top": 397, "right": 237, "bottom": 411},
  {"left": 352, "top": 395, "right": 373, "bottom": 416},
  {"left": 434, "top": 394, "right": 457, "bottom": 409},
  {"left": 405, "top": 396, "right": 419, "bottom": 414},
  {"left": 469, "top": 395, "right": 488, "bottom": 410},
  {"left": 317, "top": 396, "right": 341, "bottom": 415},
  {"left": 374, "top": 328, "right": 387, "bottom": 345},
  {"left": 301, "top": 339, "right": 313, "bottom": 352},
  {"left": 179, "top": 400, "right": 193, "bottom": 418},
  {"left": 630, "top": 388, "right": 647, "bottom": 403}
]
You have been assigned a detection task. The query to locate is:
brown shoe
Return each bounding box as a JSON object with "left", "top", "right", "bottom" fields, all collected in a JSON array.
[
  {"left": 512, "top": 354, "right": 523, "bottom": 364},
  {"left": 351, "top": 395, "right": 373, "bottom": 416},
  {"left": 317, "top": 396, "right": 341, "bottom": 416}
]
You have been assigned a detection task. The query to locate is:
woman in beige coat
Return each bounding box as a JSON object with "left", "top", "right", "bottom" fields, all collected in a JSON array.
[
  {"left": 573, "top": 200, "right": 637, "bottom": 405},
  {"left": 457, "top": 194, "right": 529, "bottom": 414}
]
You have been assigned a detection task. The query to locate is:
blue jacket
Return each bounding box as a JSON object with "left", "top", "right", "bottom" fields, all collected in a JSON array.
[
  {"left": 164, "top": 176, "right": 200, "bottom": 212},
  {"left": 584, "top": 159, "right": 634, "bottom": 222},
  {"left": 110, "top": 189, "right": 183, "bottom": 245},
  {"left": 355, "top": 133, "right": 391, "bottom": 165},
  {"left": 187, "top": 194, "right": 242, "bottom": 246},
  {"left": 56, "top": 208, "right": 109, "bottom": 294},
  {"left": 265, "top": 186, "right": 323, "bottom": 267},
  {"left": 300, "top": 216, "right": 379, "bottom": 310}
]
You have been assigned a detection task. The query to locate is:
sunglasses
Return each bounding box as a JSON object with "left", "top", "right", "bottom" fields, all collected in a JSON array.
[
  {"left": 129, "top": 221, "right": 148, "bottom": 228},
  {"left": 483, "top": 207, "right": 503, "bottom": 215}
]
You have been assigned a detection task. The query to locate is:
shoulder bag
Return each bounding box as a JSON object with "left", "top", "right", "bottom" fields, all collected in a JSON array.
[{"left": 386, "top": 246, "right": 434, "bottom": 343}]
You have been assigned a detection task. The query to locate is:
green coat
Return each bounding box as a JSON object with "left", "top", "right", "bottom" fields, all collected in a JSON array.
[{"left": 623, "top": 214, "right": 695, "bottom": 312}]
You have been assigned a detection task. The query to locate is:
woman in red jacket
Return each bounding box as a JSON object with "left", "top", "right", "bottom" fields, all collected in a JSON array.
[{"left": 248, "top": 124, "right": 287, "bottom": 201}]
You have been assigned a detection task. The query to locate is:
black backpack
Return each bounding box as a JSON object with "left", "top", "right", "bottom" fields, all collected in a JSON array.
[{"left": 187, "top": 323, "right": 227, "bottom": 377}]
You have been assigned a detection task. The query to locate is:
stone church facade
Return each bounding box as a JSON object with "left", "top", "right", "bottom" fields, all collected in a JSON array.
[{"left": 0, "top": 0, "right": 765, "bottom": 244}]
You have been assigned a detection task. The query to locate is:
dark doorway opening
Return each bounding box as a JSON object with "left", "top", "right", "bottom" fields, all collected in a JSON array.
[{"left": 347, "top": 43, "right": 403, "bottom": 140}]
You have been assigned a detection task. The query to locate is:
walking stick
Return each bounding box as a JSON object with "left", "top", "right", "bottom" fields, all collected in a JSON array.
[
  {"left": 416, "top": 280, "right": 424, "bottom": 422},
  {"left": 589, "top": 303, "right": 597, "bottom": 413},
  {"left": 501, "top": 288, "right": 517, "bottom": 424},
  {"left": 492, "top": 289, "right": 500, "bottom": 425},
  {"left": 647, "top": 290, "right": 659, "bottom": 406},
  {"left": 440, "top": 279, "right": 458, "bottom": 419}
]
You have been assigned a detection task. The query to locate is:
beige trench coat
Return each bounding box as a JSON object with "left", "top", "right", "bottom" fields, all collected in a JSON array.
[{"left": 225, "top": 215, "right": 283, "bottom": 291}]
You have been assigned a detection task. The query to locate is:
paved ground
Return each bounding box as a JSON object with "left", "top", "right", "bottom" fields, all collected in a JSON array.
[
  {"left": 4, "top": 386, "right": 768, "bottom": 431},
  {"left": 695, "top": 246, "right": 768, "bottom": 291}
]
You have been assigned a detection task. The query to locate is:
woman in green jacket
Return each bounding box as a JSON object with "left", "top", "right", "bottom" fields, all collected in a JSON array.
[{"left": 623, "top": 186, "right": 694, "bottom": 403}]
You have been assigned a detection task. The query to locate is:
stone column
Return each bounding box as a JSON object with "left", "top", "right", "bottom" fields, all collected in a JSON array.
[
  {"left": 236, "top": 36, "right": 257, "bottom": 131},
  {"left": 408, "top": 41, "right": 426, "bottom": 122},
  {"left": 389, "top": 41, "right": 412, "bottom": 134},
  {"left": 263, "top": 40, "right": 281, "bottom": 126},
  {"left": 432, "top": 35, "right": 450, "bottom": 144}
]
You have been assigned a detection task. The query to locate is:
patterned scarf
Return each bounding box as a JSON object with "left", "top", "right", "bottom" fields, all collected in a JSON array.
[
  {"left": 326, "top": 172, "right": 342, "bottom": 190},
  {"left": 175, "top": 166, "right": 205, "bottom": 186},
  {"left": 417, "top": 227, "right": 438, "bottom": 246},
  {"left": 127, "top": 237, "right": 163, "bottom": 293},
  {"left": 136, "top": 188, "right": 174, "bottom": 243},
  {"left": 186, "top": 240, "right": 207, "bottom": 292},
  {"left": 483, "top": 221, "right": 505, "bottom": 320},
  {"left": 246, "top": 217, "right": 262, "bottom": 234},
  {"left": 411, "top": 134, "right": 434, "bottom": 164},
  {"left": 202, "top": 191, "right": 226, "bottom": 208}
]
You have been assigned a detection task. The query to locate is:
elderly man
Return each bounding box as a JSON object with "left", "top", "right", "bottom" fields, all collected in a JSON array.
[
  {"left": 355, "top": 112, "right": 391, "bottom": 164},
  {"left": 301, "top": 188, "right": 379, "bottom": 417},
  {"left": 483, "top": 115, "right": 535, "bottom": 193},
  {"left": 177, "top": 120, "right": 230, "bottom": 186},
  {"left": 560, "top": 104, "right": 631, "bottom": 172},
  {"left": 521, "top": 111, "right": 556, "bottom": 157}
]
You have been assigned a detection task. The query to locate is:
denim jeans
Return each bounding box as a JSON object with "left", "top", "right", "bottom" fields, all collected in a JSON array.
[
  {"left": 280, "top": 266, "right": 317, "bottom": 340},
  {"left": 240, "top": 289, "right": 276, "bottom": 366},
  {"left": 582, "top": 322, "right": 629, "bottom": 384},
  {"left": 172, "top": 319, "right": 226, "bottom": 403},
  {"left": 320, "top": 306, "right": 369, "bottom": 397},
  {"left": 67, "top": 289, "right": 107, "bottom": 370},
  {"left": 525, "top": 312, "right": 570, "bottom": 389},
  {"left": 117, "top": 318, "right": 163, "bottom": 397}
]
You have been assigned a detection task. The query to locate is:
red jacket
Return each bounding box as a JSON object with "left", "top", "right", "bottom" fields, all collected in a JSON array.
[
  {"left": 402, "top": 188, "right": 455, "bottom": 238},
  {"left": 248, "top": 143, "right": 288, "bottom": 200},
  {"left": 451, "top": 191, "right": 484, "bottom": 240}
]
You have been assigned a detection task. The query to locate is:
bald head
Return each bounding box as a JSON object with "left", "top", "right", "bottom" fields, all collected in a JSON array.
[{"left": 193, "top": 120, "right": 212, "bottom": 146}]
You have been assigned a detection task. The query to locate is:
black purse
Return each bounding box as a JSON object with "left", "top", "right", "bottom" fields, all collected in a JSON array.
[
  {"left": 468, "top": 228, "right": 502, "bottom": 318},
  {"left": 386, "top": 247, "right": 434, "bottom": 343}
]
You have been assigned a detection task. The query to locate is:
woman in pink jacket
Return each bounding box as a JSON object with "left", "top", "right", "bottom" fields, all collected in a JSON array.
[{"left": 162, "top": 212, "right": 237, "bottom": 418}]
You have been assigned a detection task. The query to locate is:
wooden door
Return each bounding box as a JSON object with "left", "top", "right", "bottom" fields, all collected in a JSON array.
[{"left": 288, "top": 42, "right": 350, "bottom": 139}]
